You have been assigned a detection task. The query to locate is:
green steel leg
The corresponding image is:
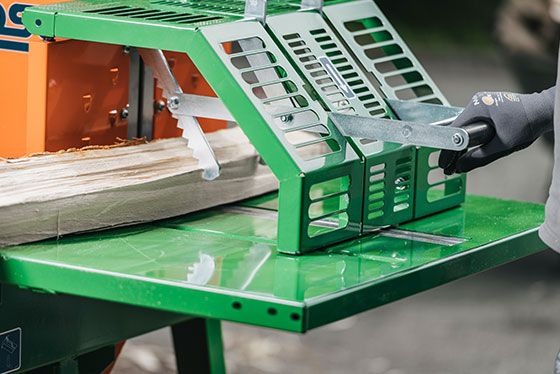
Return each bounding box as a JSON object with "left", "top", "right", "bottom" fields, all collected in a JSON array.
[
  {"left": 28, "top": 345, "right": 115, "bottom": 374},
  {"left": 172, "top": 318, "right": 226, "bottom": 374}
]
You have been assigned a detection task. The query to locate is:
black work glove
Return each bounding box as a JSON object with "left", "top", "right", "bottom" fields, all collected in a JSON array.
[{"left": 439, "top": 88, "right": 555, "bottom": 175}]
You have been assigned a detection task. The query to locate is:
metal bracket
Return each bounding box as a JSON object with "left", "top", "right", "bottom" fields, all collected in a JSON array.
[
  {"left": 300, "top": 0, "right": 323, "bottom": 13},
  {"left": 127, "top": 47, "right": 154, "bottom": 141},
  {"left": 172, "top": 94, "right": 234, "bottom": 122},
  {"left": 244, "top": 0, "right": 267, "bottom": 24},
  {"left": 138, "top": 48, "right": 221, "bottom": 180},
  {"left": 244, "top": 0, "right": 323, "bottom": 25}
]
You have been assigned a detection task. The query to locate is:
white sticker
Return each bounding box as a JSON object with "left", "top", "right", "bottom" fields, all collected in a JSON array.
[{"left": 0, "top": 328, "right": 21, "bottom": 374}]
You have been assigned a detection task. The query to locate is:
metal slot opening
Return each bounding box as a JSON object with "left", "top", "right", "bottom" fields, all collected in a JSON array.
[
  {"left": 364, "top": 44, "right": 404, "bottom": 60},
  {"left": 354, "top": 30, "right": 393, "bottom": 47},
  {"left": 85, "top": 6, "right": 130, "bottom": 14},
  {"left": 231, "top": 52, "right": 276, "bottom": 69},
  {"left": 309, "top": 193, "right": 349, "bottom": 219},
  {"left": 375, "top": 57, "right": 413, "bottom": 73},
  {"left": 273, "top": 109, "right": 319, "bottom": 130},
  {"left": 395, "top": 84, "right": 434, "bottom": 100},
  {"left": 344, "top": 17, "right": 383, "bottom": 32},
  {"left": 284, "top": 125, "right": 330, "bottom": 145},
  {"left": 178, "top": 15, "right": 222, "bottom": 24},
  {"left": 294, "top": 138, "right": 340, "bottom": 161}
]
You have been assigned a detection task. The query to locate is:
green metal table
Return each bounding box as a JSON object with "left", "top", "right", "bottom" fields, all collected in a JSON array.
[{"left": 0, "top": 194, "right": 547, "bottom": 373}]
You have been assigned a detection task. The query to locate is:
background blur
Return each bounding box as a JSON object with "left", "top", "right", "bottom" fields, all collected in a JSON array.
[{"left": 114, "top": 1, "right": 560, "bottom": 373}]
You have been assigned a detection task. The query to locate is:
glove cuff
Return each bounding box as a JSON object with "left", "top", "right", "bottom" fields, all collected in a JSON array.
[{"left": 520, "top": 87, "right": 555, "bottom": 137}]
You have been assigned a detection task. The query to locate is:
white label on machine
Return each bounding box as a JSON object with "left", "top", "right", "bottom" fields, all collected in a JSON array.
[
  {"left": 0, "top": 328, "right": 21, "bottom": 374},
  {"left": 318, "top": 56, "right": 356, "bottom": 100}
]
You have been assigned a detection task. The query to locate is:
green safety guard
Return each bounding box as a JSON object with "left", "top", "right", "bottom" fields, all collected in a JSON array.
[{"left": 22, "top": 0, "right": 466, "bottom": 254}]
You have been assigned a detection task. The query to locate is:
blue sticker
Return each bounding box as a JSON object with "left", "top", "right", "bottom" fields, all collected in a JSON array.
[
  {"left": 318, "top": 56, "right": 355, "bottom": 100},
  {"left": 0, "top": 328, "right": 21, "bottom": 374}
]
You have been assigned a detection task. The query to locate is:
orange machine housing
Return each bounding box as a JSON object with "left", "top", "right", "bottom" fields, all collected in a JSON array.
[{"left": 0, "top": 0, "right": 226, "bottom": 158}]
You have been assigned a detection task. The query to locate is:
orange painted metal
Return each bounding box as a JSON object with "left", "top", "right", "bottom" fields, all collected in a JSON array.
[
  {"left": 1, "top": 0, "right": 227, "bottom": 158},
  {"left": 43, "top": 40, "right": 129, "bottom": 151},
  {"left": 0, "top": 0, "right": 70, "bottom": 157}
]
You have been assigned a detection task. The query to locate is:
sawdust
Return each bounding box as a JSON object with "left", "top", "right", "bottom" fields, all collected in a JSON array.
[{"left": 1, "top": 137, "right": 149, "bottom": 162}]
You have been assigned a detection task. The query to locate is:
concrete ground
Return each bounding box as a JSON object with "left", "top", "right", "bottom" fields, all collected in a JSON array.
[{"left": 113, "top": 49, "right": 560, "bottom": 374}]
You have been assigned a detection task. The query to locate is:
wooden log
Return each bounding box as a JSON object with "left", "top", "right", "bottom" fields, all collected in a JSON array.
[{"left": 0, "top": 127, "right": 278, "bottom": 247}]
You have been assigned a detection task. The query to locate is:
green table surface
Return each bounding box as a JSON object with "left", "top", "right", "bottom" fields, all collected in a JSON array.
[{"left": 0, "top": 194, "right": 547, "bottom": 332}]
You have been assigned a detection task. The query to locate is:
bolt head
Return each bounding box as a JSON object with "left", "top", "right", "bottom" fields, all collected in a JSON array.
[
  {"left": 156, "top": 100, "right": 166, "bottom": 113},
  {"left": 401, "top": 125, "right": 412, "bottom": 138},
  {"left": 280, "top": 115, "right": 293, "bottom": 123},
  {"left": 120, "top": 108, "right": 129, "bottom": 119},
  {"left": 452, "top": 133, "right": 464, "bottom": 146},
  {"left": 167, "top": 96, "right": 180, "bottom": 110},
  {"left": 122, "top": 46, "right": 131, "bottom": 55}
]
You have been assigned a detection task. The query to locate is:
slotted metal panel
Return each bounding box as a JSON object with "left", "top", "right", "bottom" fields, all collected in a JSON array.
[
  {"left": 323, "top": 0, "right": 448, "bottom": 105},
  {"left": 200, "top": 21, "right": 364, "bottom": 253},
  {"left": 323, "top": 0, "right": 465, "bottom": 219},
  {"left": 268, "top": 12, "right": 388, "bottom": 120},
  {"left": 201, "top": 21, "right": 360, "bottom": 174},
  {"left": 83, "top": 4, "right": 224, "bottom": 24},
  {"left": 149, "top": 0, "right": 298, "bottom": 16},
  {"left": 268, "top": 11, "right": 415, "bottom": 228}
]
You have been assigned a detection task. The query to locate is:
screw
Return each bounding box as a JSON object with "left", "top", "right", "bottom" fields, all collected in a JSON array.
[
  {"left": 167, "top": 96, "right": 180, "bottom": 110},
  {"left": 452, "top": 133, "right": 464, "bottom": 146},
  {"left": 401, "top": 125, "right": 412, "bottom": 138},
  {"left": 280, "top": 114, "right": 293, "bottom": 123},
  {"left": 122, "top": 46, "right": 131, "bottom": 55},
  {"left": 156, "top": 100, "right": 166, "bottom": 113},
  {"left": 120, "top": 108, "right": 129, "bottom": 119}
]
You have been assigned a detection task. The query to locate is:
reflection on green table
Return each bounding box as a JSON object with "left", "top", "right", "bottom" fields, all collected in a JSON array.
[{"left": 0, "top": 195, "right": 546, "bottom": 332}]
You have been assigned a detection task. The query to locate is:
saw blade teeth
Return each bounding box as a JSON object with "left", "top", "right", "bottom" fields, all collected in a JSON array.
[{"left": 177, "top": 116, "right": 221, "bottom": 180}]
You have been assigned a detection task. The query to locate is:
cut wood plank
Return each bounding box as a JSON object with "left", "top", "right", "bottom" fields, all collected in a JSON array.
[{"left": 0, "top": 127, "right": 278, "bottom": 247}]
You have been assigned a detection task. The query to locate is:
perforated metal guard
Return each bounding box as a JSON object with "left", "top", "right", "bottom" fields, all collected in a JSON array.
[
  {"left": 268, "top": 12, "right": 388, "bottom": 121},
  {"left": 22, "top": 0, "right": 466, "bottom": 253},
  {"left": 201, "top": 21, "right": 359, "bottom": 174},
  {"left": 323, "top": 0, "right": 466, "bottom": 219},
  {"left": 150, "top": 0, "right": 298, "bottom": 16},
  {"left": 268, "top": 11, "right": 415, "bottom": 227},
  {"left": 200, "top": 21, "right": 364, "bottom": 253},
  {"left": 323, "top": 0, "right": 447, "bottom": 105}
]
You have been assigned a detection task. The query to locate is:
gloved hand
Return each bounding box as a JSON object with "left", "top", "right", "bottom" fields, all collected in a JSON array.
[{"left": 439, "top": 88, "right": 555, "bottom": 175}]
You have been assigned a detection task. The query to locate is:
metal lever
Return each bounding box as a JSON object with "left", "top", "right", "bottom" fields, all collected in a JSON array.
[
  {"left": 328, "top": 112, "right": 474, "bottom": 151},
  {"left": 137, "top": 48, "right": 221, "bottom": 180}
]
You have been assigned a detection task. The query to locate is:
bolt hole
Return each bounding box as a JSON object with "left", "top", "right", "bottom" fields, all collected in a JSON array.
[
  {"left": 35, "top": 19, "right": 42, "bottom": 26},
  {"left": 290, "top": 313, "right": 300, "bottom": 321},
  {"left": 267, "top": 308, "right": 277, "bottom": 316},
  {"left": 232, "top": 302, "right": 242, "bottom": 310}
]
